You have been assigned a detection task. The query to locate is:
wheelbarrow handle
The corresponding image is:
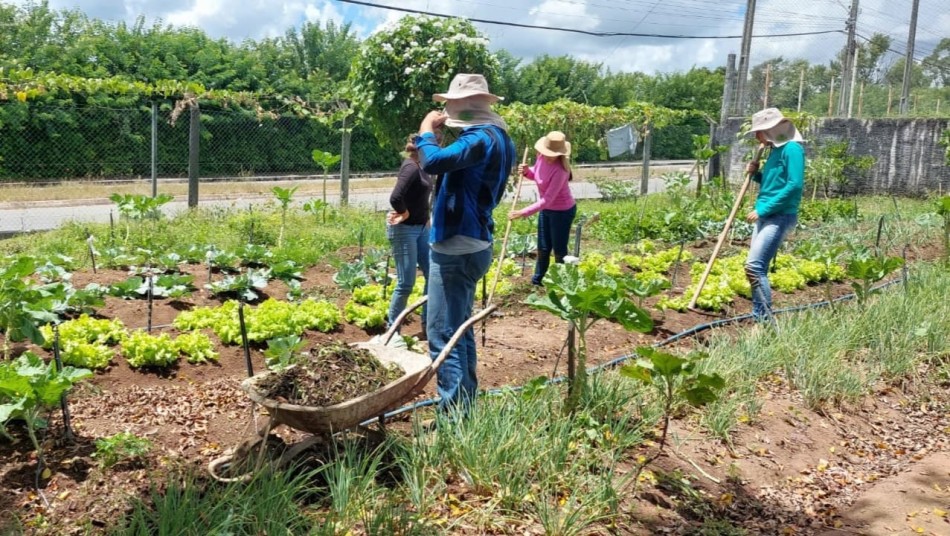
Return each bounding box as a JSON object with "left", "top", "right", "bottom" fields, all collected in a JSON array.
[
  {"left": 430, "top": 304, "right": 498, "bottom": 372},
  {"left": 381, "top": 296, "right": 428, "bottom": 346}
]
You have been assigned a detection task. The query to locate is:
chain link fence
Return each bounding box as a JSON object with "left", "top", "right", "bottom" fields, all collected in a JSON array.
[{"left": 0, "top": 102, "right": 398, "bottom": 183}]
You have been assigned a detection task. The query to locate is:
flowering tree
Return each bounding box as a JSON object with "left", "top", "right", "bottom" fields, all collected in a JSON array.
[{"left": 349, "top": 15, "right": 499, "bottom": 149}]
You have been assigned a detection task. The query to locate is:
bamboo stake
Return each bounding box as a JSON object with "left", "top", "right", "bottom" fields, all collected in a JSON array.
[
  {"left": 687, "top": 144, "right": 766, "bottom": 310},
  {"left": 481, "top": 147, "right": 530, "bottom": 345}
]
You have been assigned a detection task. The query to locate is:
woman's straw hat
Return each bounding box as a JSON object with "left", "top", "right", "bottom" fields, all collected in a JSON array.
[{"left": 535, "top": 131, "right": 571, "bottom": 157}]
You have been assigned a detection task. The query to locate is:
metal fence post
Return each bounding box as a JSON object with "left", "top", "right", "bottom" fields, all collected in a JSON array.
[
  {"left": 151, "top": 101, "right": 158, "bottom": 198},
  {"left": 188, "top": 102, "right": 200, "bottom": 208},
  {"left": 639, "top": 123, "right": 652, "bottom": 195},
  {"left": 340, "top": 114, "right": 351, "bottom": 206}
]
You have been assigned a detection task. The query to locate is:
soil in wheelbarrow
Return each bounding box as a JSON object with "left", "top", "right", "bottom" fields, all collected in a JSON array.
[{"left": 256, "top": 341, "right": 404, "bottom": 407}]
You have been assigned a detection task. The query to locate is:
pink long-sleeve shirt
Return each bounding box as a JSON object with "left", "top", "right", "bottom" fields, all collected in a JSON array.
[{"left": 518, "top": 157, "right": 576, "bottom": 217}]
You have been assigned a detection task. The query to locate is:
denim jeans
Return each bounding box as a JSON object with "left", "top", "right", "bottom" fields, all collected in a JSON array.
[
  {"left": 745, "top": 213, "right": 798, "bottom": 320},
  {"left": 387, "top": 223, "right": 429, "bottom": 327},
  {"left": 533, "top": 205, "right": 577, "bottom": 285},
  {"left": 426, "top": 247, "right": 493, "bottom": 412}
]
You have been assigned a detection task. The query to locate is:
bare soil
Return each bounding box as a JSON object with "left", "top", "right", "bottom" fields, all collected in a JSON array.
[{"left": 1, "top": 242, "right": 948, "bottom": 535}]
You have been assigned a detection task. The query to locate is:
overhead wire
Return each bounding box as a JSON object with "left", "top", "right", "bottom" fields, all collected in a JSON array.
[{"left": 332, "top": 0, "right": 844, "bottom": 39}]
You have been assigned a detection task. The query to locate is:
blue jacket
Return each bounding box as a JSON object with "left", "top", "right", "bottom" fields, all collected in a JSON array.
[
  {"left": 753, "top": 141, "right": 805, "bottom": 217},
  {"left": 415, "top": 125, "right": 516, "bottom": 244}
]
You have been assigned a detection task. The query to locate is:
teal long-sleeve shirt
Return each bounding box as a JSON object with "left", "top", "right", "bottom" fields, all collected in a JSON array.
[{"left": 753, "top": 141, "right": 805, "bottom": 218}]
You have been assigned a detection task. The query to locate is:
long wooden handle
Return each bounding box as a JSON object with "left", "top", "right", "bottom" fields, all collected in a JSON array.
[
  {"left": 687, "top": 144, "right": 766, "bottom": 309},
  {"left": 432, "top": 304, "right": 498, "bottom": 372},
  {"left": 486, "top": 147, "right": 530, "bottom": 305}
]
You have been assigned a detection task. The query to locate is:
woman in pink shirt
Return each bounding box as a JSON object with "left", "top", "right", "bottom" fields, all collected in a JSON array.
[{"left": 510, "top": 131, "right": 577, "bottom": 286}]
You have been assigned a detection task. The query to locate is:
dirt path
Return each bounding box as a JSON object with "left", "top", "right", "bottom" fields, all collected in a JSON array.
[{"left": 820, "top": 452, "right": 950, "bottom": 536}]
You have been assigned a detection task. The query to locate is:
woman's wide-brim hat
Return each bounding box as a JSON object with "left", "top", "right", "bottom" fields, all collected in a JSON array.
[
  {"left": 535, "top": 131, "right": 571, "bottom": 157},
  {"left": 749, "top": 107, "right": 803, "bottom": 146},
  {"left": 433, "top": 73, "right": 503, "bottom": 102}
]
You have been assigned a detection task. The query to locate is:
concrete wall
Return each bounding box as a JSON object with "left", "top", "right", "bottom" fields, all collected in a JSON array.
[{"left": 719, "top": 117, "right": 950, "bottom": 197}]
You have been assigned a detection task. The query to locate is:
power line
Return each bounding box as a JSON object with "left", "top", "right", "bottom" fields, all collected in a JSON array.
[{"left": 333, "top": 0, "right": 843, "bottom": 39}]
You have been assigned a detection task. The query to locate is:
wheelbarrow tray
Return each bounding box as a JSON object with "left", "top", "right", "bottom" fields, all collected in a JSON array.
[{"left": 241, "top": 342, "right": 433, "bottom": 435}]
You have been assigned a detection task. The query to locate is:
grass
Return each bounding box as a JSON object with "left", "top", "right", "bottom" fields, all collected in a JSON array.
[
  {"left": 697, "top": 261, "right": 950, "bottom": 438},
  {"left": 3, "top": 193, "right": 949, "bottom": 534}
]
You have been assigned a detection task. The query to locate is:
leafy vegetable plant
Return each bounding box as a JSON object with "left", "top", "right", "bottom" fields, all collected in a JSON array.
[
  {"left": 846, "top": 255, "right": 905, "bottom": 304},
  {"left": 174, "top": 332, "right": 219, "bottom": 364},
  {"left": 525, "top": 263, "right": 653, "bottom": 412},
  {"left": 0, "top": 256, "right": 60, "bottom": 350},
  {"left": 94, "top": 432, "right": 153, "bottom": 468},
  {"left": 0, "top": 352, "right": 91, "bottom": 468},
  {"left": 264, "top": 335, "right": 307, "bottom": 371},
  {"left": 121, "top": 331, "right": 180, "bottom": 368},
  {"left": 312, "top": 149, "right": 341, "bottom": 221},
  {"left": 272, "top": 186, "right": 299, "bottom": 248},
  {"left": 937, "top": 195, "right": 950, "bottom": 262},
  {"left": 206, "top": 268, "right": 271, "bottom": 302}
]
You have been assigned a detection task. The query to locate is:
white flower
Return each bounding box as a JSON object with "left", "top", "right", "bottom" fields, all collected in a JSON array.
[
  {"left": 405, "top": 67, "right": 414, "bottom": 75},
  {"left": 384, "top": 91, "right": 396, "bottom": 103},
  {"left": 437, "top": 52, "right": 445, "bottom": 58},
  {"left": 410, "top": 41, "right": 418, "bottom": 47},
  {"left": 381, "top": 43, "right": 394, "bottom": 53},
  {"left": 411, "top": 25, "right": 421, "bottom": 33}
]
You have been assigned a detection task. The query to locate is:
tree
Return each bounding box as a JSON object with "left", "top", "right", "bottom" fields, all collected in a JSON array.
[
  {"left": 645, "top": 67, "right": 724, "bottom": 115},
  {"left": 487, "top": 49, "right": 523, "bottom": 103},
  {"left": 281, "top": 21, "right": 359, "bottom": 87},
  {"left": 349, "top": 15, "right": 499, "bottom": 150},
  {"left": 885, "top": 57, "right": 931, "bottom": 89},
  {"left": 748, "top": 57, "right": 812, "bottom": 112},
  {"left": 589, "top": 70, "right": 649, "bottom": 108},
  {"left": 515, "top": 55, "right": 603, "bottom": 105},
  {"left": 923, "top": 38, "right": 950, "bottom": 88}
]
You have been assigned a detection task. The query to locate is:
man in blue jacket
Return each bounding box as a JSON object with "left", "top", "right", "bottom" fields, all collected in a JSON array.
[{"left": 414, "top": 73, "right": 516, "bottom": 414}]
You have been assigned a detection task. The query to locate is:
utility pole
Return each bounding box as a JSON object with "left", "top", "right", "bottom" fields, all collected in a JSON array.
[
  {"left": 899, "top": 0, "right": 920, "bottom": 115},
  {"left": 847, "top": 47, "right": 860, "bottom": 118},
  {"left": 797, "top": 68, "right": 805, "bottom": 112},
  {"left": 837, "top": 0, "right": 860, "bottom": 116},
  {"left": 721, "top": 53, "right": 737, "bottom": 124},
  {"left": 735, "top": 0, "right": 757, "bottom": 115}
]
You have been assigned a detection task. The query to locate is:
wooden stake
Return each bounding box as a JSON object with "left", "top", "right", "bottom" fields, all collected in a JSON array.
[
  {"left": 858, "top": 81, "right": 865, "bottom": 117},
  {"left": 797, "top": 68, "right": 805, "bottom": 112},
  {"left": 687, "top": 144, "right": 766, "bottom": 310},
  {"left": 827, "top": 76, "right": 836, "bottom": 116},
  {"left": 763, "top": 63, "right": 771, "bottom": 108},
  {"left": 887, "top": 85, "right": 893, "bottom": 116},
  {"left": 482, "top": 146, "right": 530, "bottom": 345}
]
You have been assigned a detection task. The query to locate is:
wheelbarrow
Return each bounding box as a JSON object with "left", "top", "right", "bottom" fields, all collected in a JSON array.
[{"left": 209, "top": 298, "right": 497, "bottom": 481}]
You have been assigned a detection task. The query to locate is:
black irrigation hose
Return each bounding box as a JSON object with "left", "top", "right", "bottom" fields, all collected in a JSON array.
[{"left": 370, "top": 275, "right": 908, "bottom": 423}]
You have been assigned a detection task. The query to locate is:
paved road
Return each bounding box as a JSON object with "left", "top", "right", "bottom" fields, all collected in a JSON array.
[{"left": 0, "top": 162, "right": 692, "bottom": 235}]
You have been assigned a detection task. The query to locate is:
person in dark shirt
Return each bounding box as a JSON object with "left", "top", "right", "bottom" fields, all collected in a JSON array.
[{"left": 386, "top": 133, "right": 434, "bottom": 330}]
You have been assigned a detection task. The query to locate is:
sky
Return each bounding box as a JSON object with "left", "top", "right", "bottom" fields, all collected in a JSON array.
[{"left": 9, "top": 0, "right": 950, "bottom": 75}]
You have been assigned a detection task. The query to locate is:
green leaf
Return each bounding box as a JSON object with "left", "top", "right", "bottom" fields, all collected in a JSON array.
[
  {"left": 682, "top": 385, "right": 719, "bottom": 407},
  {"left": 619, "top": 363, "right": 653, "bottom": 384},
  {"left": 0, "top": 398, "right": 28, "bottom": 424}
]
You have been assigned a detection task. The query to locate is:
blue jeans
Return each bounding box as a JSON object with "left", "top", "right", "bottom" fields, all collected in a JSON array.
[
  {"left": 387, "top": 223, "right": 429, "bottom": 327},
  {"left": 427, "top": 247, "right": 493, "bottom": 412},
  {"left": 533, "top": 205, "right": 577, "bottom": 285},
  {"left": 745, "top": 213, "right": 797, "bottom": 321}
]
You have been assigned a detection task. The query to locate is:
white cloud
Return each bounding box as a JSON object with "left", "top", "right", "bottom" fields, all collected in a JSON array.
[{"left": 6, "top": 0, "right": 949, "bottom": 74}]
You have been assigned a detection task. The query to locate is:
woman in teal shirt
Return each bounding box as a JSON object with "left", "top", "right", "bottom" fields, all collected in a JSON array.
[{"left": 744, "top": 108, "right": 805, "bottom": 322}]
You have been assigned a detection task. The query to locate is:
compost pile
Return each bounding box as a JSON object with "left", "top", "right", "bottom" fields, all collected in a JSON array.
[{"left": 258, "top": 341, "right": 404, "bottom": 406}]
